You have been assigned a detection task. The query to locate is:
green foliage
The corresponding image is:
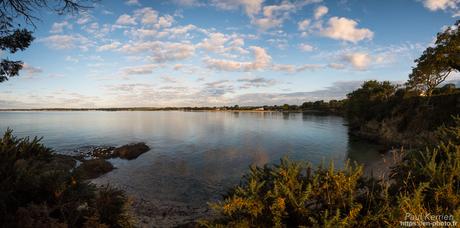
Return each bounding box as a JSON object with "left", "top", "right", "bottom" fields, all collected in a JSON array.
[
  {"left": 0, "top": 129, "right": 133, "bottom": 227},
  {"left": 203, "top": 159, "right": 392, "bottom": 227},
  {"left": 0, "top": 29, "right": 34, "bottom": 82},
  {"left": 301, "top": 100, "right": 345, "bottom": 114},
  {"left": 345, "top": 80, "right": 397, "bottom": 125},
  {"left": 390, "top": 116, "right": 460, "bottom": 220},
  {"left": 406, "top": 20, "right": 459, "bottom": 96},
  {"left": 205, "top": 117, "right": 460, "bottom": 227}
]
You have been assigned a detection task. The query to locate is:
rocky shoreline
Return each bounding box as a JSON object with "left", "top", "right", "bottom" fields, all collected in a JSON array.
[{"left": 70, "top": 143, "right": 150, "bottom": 179}]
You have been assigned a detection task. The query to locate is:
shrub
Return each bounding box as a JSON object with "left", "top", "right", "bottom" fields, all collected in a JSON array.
[
  {"left": 205, "top": 116, "right": 460, "bottom": 227},
  {"left": 203, "top": 159, "right": 392, "bottom": 227},
  {"left": 0, "top": 129, "right": 134, "bottom": 227}
]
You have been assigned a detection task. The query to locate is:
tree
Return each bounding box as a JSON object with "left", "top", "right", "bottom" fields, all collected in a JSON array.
[
  {"left": 407, "top": 20, "right": 460, "bottom": 96},
  {"left": 346, "top": 80, "right": 396, "bottom": 123},
  {"left": 0, "top": 0, "right": 94, "bottom": 83}
]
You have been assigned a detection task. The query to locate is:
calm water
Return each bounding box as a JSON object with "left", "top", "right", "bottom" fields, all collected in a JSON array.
[{"left": 0, "top": 111, "right": 381, "bottom": 208}]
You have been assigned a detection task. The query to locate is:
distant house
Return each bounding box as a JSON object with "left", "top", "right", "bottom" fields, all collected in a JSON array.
[{"left": 254, "top": 107, "right": 264, "bottom": 111}]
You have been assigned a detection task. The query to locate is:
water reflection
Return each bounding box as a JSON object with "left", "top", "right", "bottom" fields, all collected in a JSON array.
[{"left": 0, "top": 111, "right": 380, "bottom": 207}]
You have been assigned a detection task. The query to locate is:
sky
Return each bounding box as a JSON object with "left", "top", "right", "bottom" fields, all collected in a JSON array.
[{"left": 0, "top": 0, "right": 459, "bottom": 108}]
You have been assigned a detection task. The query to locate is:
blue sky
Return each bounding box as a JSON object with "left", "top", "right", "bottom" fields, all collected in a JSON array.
[{"left": 1, "top": 0, "right": 459, "bottom": 108}]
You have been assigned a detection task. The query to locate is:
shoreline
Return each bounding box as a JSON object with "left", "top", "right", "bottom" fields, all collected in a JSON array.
[{"left": 0, "top": 109, "right": 340, "bottom": 115}]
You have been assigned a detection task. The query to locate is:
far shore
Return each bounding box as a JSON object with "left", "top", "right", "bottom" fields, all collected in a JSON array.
[{"left": 0, "top": 108, "right": 334, "bottom": 114}]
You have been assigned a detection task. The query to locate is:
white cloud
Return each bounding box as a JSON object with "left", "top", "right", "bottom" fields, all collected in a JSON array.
[
  {"left": 22, "top": 64, "right": 43, "bottom": 75},
  {"left": 299, "top": 43, "right": 314, "bottom": 52},
  {"left": 327, "top": 63, "right": 346, "bottom": 69},
  {"left": 125, "top": 0, "right": 140, "bottom": 5},
  {"left": 342, "top": 52, "right": 371, "bottom": 70},
  {"left": 134, "top": 7, "right": 159, "bottom": 25},
  {"left": 148, "top": 43, "right": 195, "bottom": 62},
  {"left": 423, "top": 0, "right": 459, "bottom": 11},
  {"left": 211, "top": 0, "right": 263, "bottom": 16},
  {"left": 161, "top": 75, "right": 180, "bottom": 83},
  {"left": 251, "top": 1, "right": 296, "bottom": 30},
  {"left": 272, "top": 63, "right": 323, "bottom": 73},
  {"left": 298, "top": 19, "right": 310, "bottom": 31},
  {"left": 251, "top": 0, "right": 320, "bottom": 30},
  {"left": 172, "top": 0, "right": 203, "bottom": 7},
  {"left": 314, "top": 5, "right": 328, "bottom": 19},
  {"left": 320, "top": 17, "right": 374, "bottom": 43},
  {"left": 116, "top": 14, "right": 137, "bottom": 26},
  {"left": 65, "top": 56, "right": 79, "bottom": 63},
  {"left": 50, "top": 21, "right": 72, "bottom": 33},
  {"left": 40, "top": 34, "right": 93, "bottom": 51},
  {"left": 156, "top": 15, "right": 174, "bottom": 28},
  {"left": 198, "top": 32, "right": 248, "bottom": 55},
  {"left": 204, "top": 46, "right": 271, "bottom": 71},
  {"left": 97, "top": 41, "right": 122, "bottom": 52},
  {"left": 122, "top": 64, "right": 157, "bottom": 75},
  {"left": 76, "top": 12, "right": 92, "bottom": 25},
  {"left": 238, "top": 77, "right": 277, "bottom": 88},
  {"left": 119, "top": 41, "right": 195, "bottom": 62}
]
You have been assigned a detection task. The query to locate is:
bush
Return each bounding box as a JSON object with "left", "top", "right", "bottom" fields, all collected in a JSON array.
[
  {"left": 205, "top": 116, "right": 460, "bottom": 227},
  {"left": 0, "top": 129, "right": 134, "bottom": 227},
  {"left": 202, "top": 159, "right": 392, "bottom": 227}
]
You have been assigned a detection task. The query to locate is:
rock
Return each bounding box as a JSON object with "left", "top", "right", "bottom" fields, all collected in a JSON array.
[
  {"left": 113, "top": 143, "right": 150, "bottom": 160},
  {"left": 76, "top": 159, "right": 114, "bottom": 179},
  {"left": 92, "top": 146, "right": 116, "bottom": 159}
]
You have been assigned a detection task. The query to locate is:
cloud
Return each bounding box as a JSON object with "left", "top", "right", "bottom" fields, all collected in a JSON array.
[
  {"left": 161, "top": 75, "right": 179, "bottom": 83},
  {"left": 251, "top": 1, "right": 295, "bottom": 30},
  {"left": 50, "top": 21, "right": 72, "bottom": 33},
  {"left": 314, "top": 5, "right": 328, "bottom": 19},
  {"left": 320, "top": 17, "right": 374, "bottom": 43},
  {"left": 125, "top": 0, "right": 140, "bottom": 5},
  {"left": 211, "top": 0, "right": 263, "bottom": 16},
  {"left": 40, "top": 34, "right": 93, "bottom": 50},
  {"left": 157, "top": 15, "right": 174, "bottom": 28},
  {"left": 327, "top": 63, "right": 346, "bottom": 69},
  {"left": 250, "top": 0, "right": 320, "bottom": 30},
  {"left": 232, "top": 81, "right": 364, "bottom": 105},
  {"left": 97, "top": 41, "right": 122, "bottom": 52},
  {"left": 299, "top": 43, "right": 314, "bottom": 52},
  {"left": 198, "top": 32, "right": 249, "bottom": 55},
  {"left": 134, "top": 7, "right": 159, "bottom": 25},
  {"left": 116, "top": 14, "right": 137, "bottom": 26},
  {"left": 422, "top": 0, "right": 459, "bottom": 11},
  {"left": 272, "top": 63, "right": 323, "bottom": 73},
  {"left": 65, "top": 56, "right": 79, "bottom": 63},
  {"left": 298, "top": 19, "right": 310, "bottom": 31},
  {"left": 22, "top": 64, "right": 43, "bottom": 75},
  {"left": 122, "top": 64, "right": 157, "bottom": 75},
  {"left": 76, "top": 12, "right": 92, "bottom": 25},
  {"left": 342, "top": 52, "right": 371, "bottom": 70},
  {"left": 204, "top": 46, "right": 271, "bottom": 71},
  {"left": 147, "top": 42, "right": 195, "bottom": 62},
  {"left": 238, "top": 77, "right": 277, "bottom": 88},
  {"left": 0, "top": 90, "right": 102, "bottom": 108},
  {"left": 119, "top": 41, "right": 195, "bottom": 62},
  {"left": 201, "top": 80, "right": 234, "bottom": 96},
  {"left": 172, "top": 0, "right": 203, "bottom": 7}
]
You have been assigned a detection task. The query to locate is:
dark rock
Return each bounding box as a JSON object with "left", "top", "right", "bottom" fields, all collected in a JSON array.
[
  {"left": 113, "top": 142, "right": 150, "bottom": 160},
  {"left": 92, "top": 146, "right": 116, "bottom": 159},
  {"left": 76, "top": 159, "right": 114, "bottom": 179}
]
